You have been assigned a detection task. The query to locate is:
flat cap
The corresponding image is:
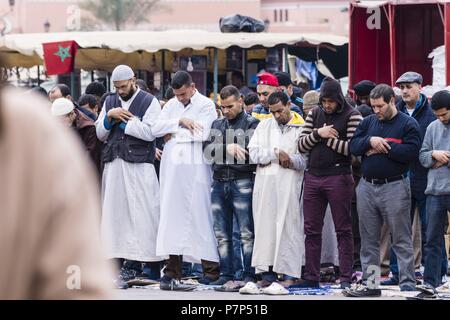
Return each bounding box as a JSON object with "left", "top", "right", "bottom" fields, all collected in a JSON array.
[{"left": 395, "top": 71, "right": 423, "bottom": 85}]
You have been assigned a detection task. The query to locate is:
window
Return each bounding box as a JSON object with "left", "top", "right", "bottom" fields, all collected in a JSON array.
[
  {"left": 279, "top": 9, "right": 283, "bottom": 22},
  {"left": 285, "top": 9, "right": 289, "bottom": 21},
  {"left": 274, "top": 10, "right": 277, "bottom": 22}
]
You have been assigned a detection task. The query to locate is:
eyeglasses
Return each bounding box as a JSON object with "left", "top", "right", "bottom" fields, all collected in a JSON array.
[{"left": 257, "top": 92, "right": 270, "bottom": 97}]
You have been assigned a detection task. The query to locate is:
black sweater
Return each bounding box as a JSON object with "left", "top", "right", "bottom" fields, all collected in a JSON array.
[{"left": 349, "top": 112, "right": 421, "bottom": 179}]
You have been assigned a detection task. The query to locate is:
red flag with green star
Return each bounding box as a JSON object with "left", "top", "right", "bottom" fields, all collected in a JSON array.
[{"left": 42, "top": 41, "right": 78, "bottom": 75}]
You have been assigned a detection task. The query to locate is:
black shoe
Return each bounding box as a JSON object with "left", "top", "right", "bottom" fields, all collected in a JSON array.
[
  {"left": 380, "top": 277, "right": 399, "bottom": 286},
  {"left": 289, "top": 279, "right": 320, "bottom": 289},
  {"left": 243, "top": 276, "right": 258, "bottom": 283},
  {"left": 343, "top": 285, "right": 381, "bottom": 298},
  {"left": 210, "top": 277, "right": 233, "bottom": 286},
  {"left": 159, "top": 276, "right": 196, "bottom": 291},
  {"left": 340, "top": 282, "right": 351, "bottom": 289},
  {"left": 197, "top": 276, "right": 218, "bottom": 285}
]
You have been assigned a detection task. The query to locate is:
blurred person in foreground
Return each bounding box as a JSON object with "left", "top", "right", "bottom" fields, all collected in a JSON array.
[{"left": 0, "top": 83, "right": 113, "bottom": 299}]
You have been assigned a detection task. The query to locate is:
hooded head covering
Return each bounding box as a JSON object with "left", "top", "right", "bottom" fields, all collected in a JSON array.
[
  {"left": 319, "top": 77, "right": 349, "bottom": 112},
  {"left": 111, "top": 65, "right": 134, "bottom": 82}
]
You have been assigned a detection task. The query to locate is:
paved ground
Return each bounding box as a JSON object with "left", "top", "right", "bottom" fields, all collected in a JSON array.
[{"left": 112, "top": 286, "right": 406, "bottom": 300}]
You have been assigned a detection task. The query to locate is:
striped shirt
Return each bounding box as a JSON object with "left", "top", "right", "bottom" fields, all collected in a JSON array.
[{"left": 298, "top": 105, "right": 363, "bottom": 176}]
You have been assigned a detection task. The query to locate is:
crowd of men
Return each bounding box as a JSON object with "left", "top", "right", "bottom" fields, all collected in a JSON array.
[{"left": 41, "top": 65, "right": 450, "bottom": 298}]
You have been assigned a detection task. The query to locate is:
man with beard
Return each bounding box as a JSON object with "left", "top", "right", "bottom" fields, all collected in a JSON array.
[
  {"left": 298, "top": 77, "right": 362, "bottom": 289},
  {"left": 347, "top": 84, "right": 421, "bottom": 297},
  {"left": 95, "top": 65, "right": 165, "bottom": 289}
]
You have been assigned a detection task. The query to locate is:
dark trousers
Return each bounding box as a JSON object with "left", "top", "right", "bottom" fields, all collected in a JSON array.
[
  {"left": 351, "top": 200, "right": 362, "bottom": 271},
  {"left": 164, "top": 255, "right": 220, "bottom": 280},
  {"left": 303, "top": 172, "right": 354, "bottom": 283},
  {"left": 424, "top": 195, "right": 450, "bottom": 288},
  {"left": 390, "top": 190, "right": 448, "bottom": 279}
]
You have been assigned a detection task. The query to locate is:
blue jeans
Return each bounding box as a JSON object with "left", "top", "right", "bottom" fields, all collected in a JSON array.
[
  {"left": 211, "top": 178, "right": 256, "bottom": 281},
  {"left": 232, "top": 218, "right": 244, "bottom": 280},
  {"left": 424, "top": 195, "right": 450, "bottom": 288},
  {"left": 389, "top": 190, "right": 447, "bottom": 278},
  {"left": 181, "top": 262, "right": 203, "bottom": 277}
]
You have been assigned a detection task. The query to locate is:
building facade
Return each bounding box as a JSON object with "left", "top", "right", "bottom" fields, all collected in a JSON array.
[{"left": 0, "top": 0, "right": 349, "bottom": 35}]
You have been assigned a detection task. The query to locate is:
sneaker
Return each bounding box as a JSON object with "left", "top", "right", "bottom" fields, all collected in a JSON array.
[
  {"left": 239, "top": 282, "right": 262, "bottom": 295},
  {"left": 288, "top": 279, "right": 320, "bottom": 289},
  {"left": 380, "top": 277, "right": 399, "bottom": 286},
  {"left": 159, "top": 276, "right": 197, "bottom": 291},
  {"left": 197, "top": 276, "right": 219, "bottom": 285},
  {"left": 262, "top": 282, "right": 289, "bottom": 295},
  {"left": 210, "top": 277, "right": 233, "bottom": 286},
  {"left": 342, "top": 284, "right": 381, "bottom": 297}
]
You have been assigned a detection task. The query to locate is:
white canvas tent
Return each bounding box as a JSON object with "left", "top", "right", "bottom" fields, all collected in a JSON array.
[{"left": 0, "top": 30, "right": 348, "bottom": 71}]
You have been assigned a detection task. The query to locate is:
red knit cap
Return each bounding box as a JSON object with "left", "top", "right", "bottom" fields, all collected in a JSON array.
[{"left": 257, "top": 72, "right": 279, "bottom": 87}]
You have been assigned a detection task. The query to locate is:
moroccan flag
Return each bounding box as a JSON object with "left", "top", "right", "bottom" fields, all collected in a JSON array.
[{"left": 43, "top": 41, "right": 78, "bottom": 75}]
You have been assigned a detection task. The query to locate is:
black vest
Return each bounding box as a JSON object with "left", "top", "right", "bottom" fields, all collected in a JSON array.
[{"left": 102, "top": 90, "right": 156, "bottom": 164}]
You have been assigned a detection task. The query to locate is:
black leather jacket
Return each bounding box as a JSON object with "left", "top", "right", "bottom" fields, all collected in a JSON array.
[{"left": 204, "top": 111, "right": 259, "bottom": 181}]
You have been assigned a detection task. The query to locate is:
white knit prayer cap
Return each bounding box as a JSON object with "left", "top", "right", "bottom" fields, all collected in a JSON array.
[
  {"left": 51, "top": 98, "right": 74, "bottom": 116},
  {"left": 111, "top": 65, "right": 135, "bottom": 82}
]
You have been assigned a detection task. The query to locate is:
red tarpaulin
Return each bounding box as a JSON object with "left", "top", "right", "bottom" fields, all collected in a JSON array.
[{"left": 349, "top": 0, "right": 450, "bottom": 91}]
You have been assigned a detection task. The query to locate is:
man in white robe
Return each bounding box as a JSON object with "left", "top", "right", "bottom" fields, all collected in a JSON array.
[
  {"left": 95, "top": 65, "right": 164, "bottom": 288},
  {"left": 247, "top": 91, "right": 306, "bottom": 287},
  {"left": 152, "top": 71, "right": 220, "bottom": 291}
]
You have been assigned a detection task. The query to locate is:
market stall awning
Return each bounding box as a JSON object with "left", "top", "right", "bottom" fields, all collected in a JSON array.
[{"left": 0, "top": 30, "right": 348, "bottom": 70}]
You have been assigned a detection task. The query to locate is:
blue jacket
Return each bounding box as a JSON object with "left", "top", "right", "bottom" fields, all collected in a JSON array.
[{"left": 396, "top": 93, "right": 436, "bottom": 192}]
